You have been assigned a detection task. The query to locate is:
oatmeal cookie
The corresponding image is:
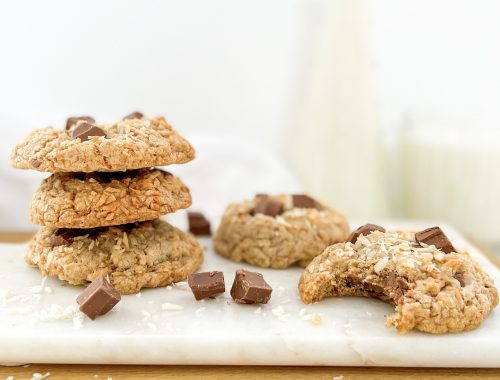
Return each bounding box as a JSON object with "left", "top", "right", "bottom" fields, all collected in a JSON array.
[
  {"left": 25, "top": 220, "right": 203, "bottom": 294},
  {"left": 213, "top": 194, "right": 349, "bottom": 268},
  {"left": 11, "top": 116, "right": 195, "bottom": 172},
  {"left": 30, "top": 169, "right": 191, "bottom": 228},
  {"left": 299, "top": 227, "right": 498, "bottom": 334}
]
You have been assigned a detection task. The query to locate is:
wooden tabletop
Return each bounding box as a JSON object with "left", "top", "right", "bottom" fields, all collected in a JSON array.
[{"left": 1, "top": 231, "right": 499, "bottom": 380}]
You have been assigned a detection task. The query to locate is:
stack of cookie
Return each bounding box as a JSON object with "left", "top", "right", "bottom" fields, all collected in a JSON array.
[{"left": 11, "top": 112, "right": 203, "bottom": 294}]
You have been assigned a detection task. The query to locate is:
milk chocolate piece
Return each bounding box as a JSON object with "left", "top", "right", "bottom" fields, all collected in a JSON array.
[
  {"left": 230, "top": 269, "right": 272, "bottom": 304},
  {"left": 347, "top": 223, "right": 386, "bottom": 244},
  {"left": 66, "top": 116, "right": 95, "bottom": 130},
  {"left": 292, "top": 194, "right": 320, "bottom": 209},
  {"left": 188, "top": 271, "right": 225, "bottom": 300},
  {"left": 71, "top": 122, "right": 106, "bottom": 141},
  {"left": 76, "top": 276, "right": 121, "bottom": 320},
  {"left": 51, "top": 228, "right": 97, "bottom": 245},
  {"left": 415, "top": 226, "right": 456, "bottom": 254},
  {"left": 123, "top": 111, "right": 144, "bottom": 120},
  {"left": 188, "top": 212, "right": 211, "bottom": 236},
  {"left": 253, "top": 198, "right": 283, "bottom": 217}
]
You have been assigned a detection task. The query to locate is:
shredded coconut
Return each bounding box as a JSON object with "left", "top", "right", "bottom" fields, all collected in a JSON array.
[{"left": 161, "top": 302, "right": 183, "bottom": 311}]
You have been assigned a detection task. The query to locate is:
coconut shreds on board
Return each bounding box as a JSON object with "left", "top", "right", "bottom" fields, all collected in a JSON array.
[{"left": 30, "top": 373, "right": 50, "bottom": 380}]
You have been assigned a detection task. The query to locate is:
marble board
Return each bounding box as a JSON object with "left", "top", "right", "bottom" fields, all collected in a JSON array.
[{"left": 0, "top": 221, "right": 499, "bottom": 367}]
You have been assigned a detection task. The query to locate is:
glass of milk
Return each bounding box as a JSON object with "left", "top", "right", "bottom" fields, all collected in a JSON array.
[{"left": 399, "top": 124, "right": 500, "bottom": 247}]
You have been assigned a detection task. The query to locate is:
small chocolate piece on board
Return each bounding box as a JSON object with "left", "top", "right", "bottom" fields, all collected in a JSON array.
[
  {"left": 292, "top": 194, "right": 320, "bottom": 209},
  {"left": 230, "top": 269, "right": 272, "bottom": 304},
  {"left": 76, "top": 276, "right": 121, "bottom": 320},
  {"left": 415, "top": 226, "right": 456, "bottom": 254},
  {"left": 188, "top": 271, "right": 225, "bottom": 300},
  {"left": 188, "top": 211, "right": 211, "bottom": 236},
  {"left": 123, "top": 111, "right": 144, "bottom": 120},
  {"left": 71, "top": 122, "right": 106, "bottom": 141},
  {"left": 348, "top": 224, "right": 386, "bottom": 244},
  {"left": 65, "top": 116, "right": 95, "bottom": 130},
  {"left": 253, "top": 198, "right": 283, "bottom": 217}
]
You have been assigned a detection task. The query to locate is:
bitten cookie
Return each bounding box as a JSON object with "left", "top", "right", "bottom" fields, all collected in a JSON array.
[
  {"left": 25, "top": 219, "right": 203, "bottom": 294},
  {"left": 213, "top": 194, "right": 350, "bottom": 268},
  {"left": 11, "top": 115, "right": 195, "bottom": 172},
  {"left": 30, "top": 169, "right": 192, "bottom": 228},
  {"left": 299, "top": 226, "right": 499, "bottom": 334}
]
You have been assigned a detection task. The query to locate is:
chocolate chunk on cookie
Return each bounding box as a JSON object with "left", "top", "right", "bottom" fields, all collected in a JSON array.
[
  {"left": 26, "top": 220, "right": 204, "bottom": 294},
  {"left": 347, "top": 223, "right": 386, "bottom": 244},
  {"left": 415, "top": 226, "right": 456, "bottom": 254},
  {"left": 253, "top": 198, "right": 283, "bottom": 217},
  {"left": 214, "top": 194, "right": 349, "bottom": 268},
  {"left": 123, "top": 111, "right": 144, "bottom": 120},
  {"left": 30, "top": 169, "right": 191, "bottom": 228},
  {"left": 66, "top": 116, "right": 95, "bottom": 130},
  {"left": 292, "top": 194, "right": 320, "bottom": 209},
  {"left": 71, "top": 122, "right": 106, "bottom": 141},
  {"left": 299, "top": 229, "right": 498, "bottom": 334}
]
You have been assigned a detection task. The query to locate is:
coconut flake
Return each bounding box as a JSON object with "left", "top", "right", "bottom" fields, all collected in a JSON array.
[
  {"left": 374, "top": 257, "right": 388, "bottom": 274},
  {"left": 161, "top": 302, "right": 183, "bottom": 311}
]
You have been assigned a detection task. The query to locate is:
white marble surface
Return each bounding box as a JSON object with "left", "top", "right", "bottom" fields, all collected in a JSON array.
[{"left": 0, "top": 220, "right": 499, "bottom": 367}]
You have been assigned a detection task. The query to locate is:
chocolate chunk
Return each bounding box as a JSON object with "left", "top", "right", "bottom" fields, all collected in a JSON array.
[
  {"left": 71, "top": 122, "right": 106, "bottom": 141},
  {"left": 292, "top": 194, "right": 321, "bottom": 209},
  {"left": 66, "top": 116, "right": 95, "bottom": 130},
  {"left": 230, "top": 269, "right": 272, "bottom": 304},
  {"left": 188, "top": 271, "right": 225, "bottom": 300},
  {"left": 82, "top": 170, "right": 138, "bottom": 183},
  {"left": 52, "top": 227, "right": 104, "bottom": 245},
  {"left": 454, "top": 272, "right": 466, "bottom": 287},
  {"left": 415, "top": 226, "right": 456, "bottom": 254},
  {"left": 255, "top": 193, "right": 268, "bottom": 199},
  {"left": 31, "top": 159, "right": 41, "bottom": 168},
  {"left": 188, "top": 212, "right": 211, "bottom": 236},
  {"left": 347, "top": 223, "right": 386, "bottom": 244},
  {"left": 123, "top": 111, "right": 144, "bottom": 120},
  {"left": 76, "top": 276, "right": 121, "bottom": 320},
  {"left": 253, "top": 198, "right": 283, "bottom": 217}
]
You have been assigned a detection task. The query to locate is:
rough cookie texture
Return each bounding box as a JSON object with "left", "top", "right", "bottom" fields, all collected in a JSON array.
[
  {"left": 299, "top": 230, "right": 499, "bottom": 334},
  {"left": 11, "top": 117, "right": 195, "bottom": 172},
  {"left": 213, "top": 194, "right": 350, "bottom": 268},
  {"left": 30, "top": 169, "right": 192, "bottom": 228},
  {"left": 25, "top": 220, "right": 203, "bottom": 294}
]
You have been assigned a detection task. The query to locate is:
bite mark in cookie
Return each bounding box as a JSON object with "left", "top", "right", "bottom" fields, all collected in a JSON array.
[{"left": 299, "top": 228, "right": 498, "bottom": 334}]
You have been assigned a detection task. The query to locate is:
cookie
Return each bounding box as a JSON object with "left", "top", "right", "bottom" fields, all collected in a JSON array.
[
  {"left": 299, "top": 228, "right": 499, "bottom": 334},
  {"left": 213, "top": 194, "right": 350, "bottom": 268},
  {"left": 25, "top": 219, "right": 204, "bottom": 294},
  {"left": 11, "top": 116, "right": 195, "bottom": 172},
  {"left": 30, "top": 169, "right": 192, "bottom": 228}
]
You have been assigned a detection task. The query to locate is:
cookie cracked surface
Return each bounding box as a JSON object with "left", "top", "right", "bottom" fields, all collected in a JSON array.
[
  {"left": 213, "top": 194, "right": 350, "bottom": 268},
  {"left": 25, "top": 219, "right": 203, "bottom": 294},
  {"left": 299, "top": 229, "right": 498, "bottom": 334},
  {"left": 30, "top": 169, "right": 192, "bottom": 228},
  {"left": 11, "top": 116, "right": 195, "bottom": 172}
]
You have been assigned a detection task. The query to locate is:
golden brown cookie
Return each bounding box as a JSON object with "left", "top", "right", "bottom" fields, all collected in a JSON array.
[
  {"left": 213, "top": 194, "right": 350, "bottom": 268},
  {"left": 299, "top": 228, "right": 499, "bottom": 334},
  {"left": 11, "top": 116, "right": 195, "bottom": 172},
  {"left": 30, "top": 169, "right": 191, "bottom": 228},
  {"left": 26, "top": 220, "right": 204, "bottom": 294}
]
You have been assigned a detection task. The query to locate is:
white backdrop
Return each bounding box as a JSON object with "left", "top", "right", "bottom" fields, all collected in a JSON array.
[{"left": 1, "top": 0, "right": 500, "bottom": 233}]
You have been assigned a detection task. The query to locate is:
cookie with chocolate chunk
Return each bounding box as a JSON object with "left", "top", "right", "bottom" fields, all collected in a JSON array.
[
  {"left": 213, "top": 194, "right": 349, "bottom": 268},
  {"left": 11, "top": 116, "right": 195, "bottom": 172},
  {"left": 25, "top": 220, "right": 203, "bottom": 294},
  {"left": 299, "top": 228, "right": 498, "bottom": 334},
  {"left": 30, "top": 168, "right": 191, "bottom": 228}
]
